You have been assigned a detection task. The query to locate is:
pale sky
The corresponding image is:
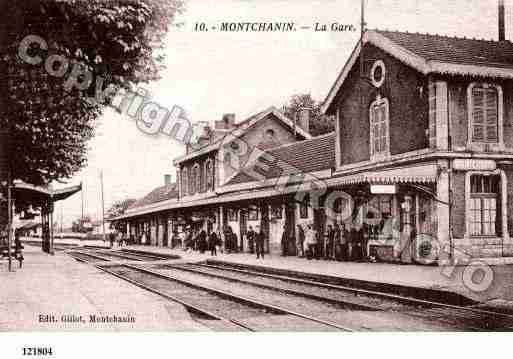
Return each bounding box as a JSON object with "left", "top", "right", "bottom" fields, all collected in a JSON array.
[{"left": 54, "top": 0, "right": 513, "bottom": 226}]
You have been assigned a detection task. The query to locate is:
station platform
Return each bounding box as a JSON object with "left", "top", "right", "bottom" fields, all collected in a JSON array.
[
  {"left": 125, "top": 245, "right": 513, "bottom": 306},
  {"left": 0, "top": 245, "right": 209, "bottom": 331}
]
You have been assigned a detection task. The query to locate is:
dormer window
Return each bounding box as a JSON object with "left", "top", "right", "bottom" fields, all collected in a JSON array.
[
  {"left": 369, "top": 96, "right": 390, "bottom": 160},
  {"left": 468, "top": 83, "right": 503, "bottom": 149}
]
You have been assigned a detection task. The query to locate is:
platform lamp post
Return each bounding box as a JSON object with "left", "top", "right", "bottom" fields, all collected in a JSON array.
[
  {"left": 100, "top": 170, "right": 106, "bottom": 243},
  {"left": 0, "top": 123, "right": 14, "bottom": 271}
]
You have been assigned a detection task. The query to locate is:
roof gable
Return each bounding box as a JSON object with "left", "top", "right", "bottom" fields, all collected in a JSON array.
[
  {"left": 174, "top": 106, "right": 311, "bottom": 165},
  {"left": 322, "top": 29, "right": 513, "bottom": 113}
]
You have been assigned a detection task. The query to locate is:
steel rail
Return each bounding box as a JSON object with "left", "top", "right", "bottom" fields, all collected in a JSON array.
[
  {"left": 199, "top": 263, "right": 513, "bottom": 321},
  {"left": 98, "top": 264, "right": 254, "bottom": 331},
  {"left": 67, "top": 252, "right": 252, "bottom": 331},
  {"left": 122, "top": 263, "right": 353, "bottom": 331},
  {"left": 163, "top": 263, "right": 381, "bottom": 311},
  {"left": 67, "top": 250, "right": 113, "bottom": 262},
  {"left": 174, "top": 263, "right": 509, "bottom": 330},
  {"left": 120, "top": 249, "right": 173, "bottom": 260}
]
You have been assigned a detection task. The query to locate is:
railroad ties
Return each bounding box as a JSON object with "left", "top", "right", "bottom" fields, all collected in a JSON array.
[{"left": 65, "top": 248, "right": 513, "bottom": 331}]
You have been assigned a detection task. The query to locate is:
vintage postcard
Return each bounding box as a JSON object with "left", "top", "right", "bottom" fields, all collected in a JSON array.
[{"left": 1, "top": 0, "right": 513, "bottom": 357}]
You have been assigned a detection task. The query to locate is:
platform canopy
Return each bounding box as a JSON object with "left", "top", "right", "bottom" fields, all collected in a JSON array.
[{"left": 12, "top": 181, "right": 82, "bottom": 205}]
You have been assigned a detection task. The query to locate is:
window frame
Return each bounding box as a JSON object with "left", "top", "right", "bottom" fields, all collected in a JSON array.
[
  {"left": 465, "top": 170, "right": 508, "bottom": 239},
  {"left": 468, "top": 175, "right": 499, "bottom": 237},
  {"left": 467, "top": 82, "right": 504, "bottom": 150},
  {"left": 248, "top": 206, "right": 259, "bottom": 221},
  {"left": 193, "top": 163, "right": 201, "bottom": 194},
  {"left": 369, "top": 96, "right": 390, "bottom": 161},
  {"left": 270, "top": 204, "right": 283, "bottom": 220},
  {"left": 205, "top": 158, "right": 214, "bottom": 192},
  {"left": 189, "top": 165, "right": 196, "bottom": 194},
  {"left": 299, "top": 199, "right": 309, "bottom": 219},
  {"left": 227, "top": 208, "right": 238, "bottom": 222},
  {"left": 181, "top": 167, "right": 188, "bottom": 197}
]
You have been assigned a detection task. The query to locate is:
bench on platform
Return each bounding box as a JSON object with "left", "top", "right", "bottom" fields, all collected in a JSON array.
[{"left": 0, "top": 245, "right": 24, "bottom": 268}]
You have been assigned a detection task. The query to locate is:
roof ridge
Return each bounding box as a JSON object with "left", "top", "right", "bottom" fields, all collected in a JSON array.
[
  {"left": 371, "top": 28, "right": 504, "bottom": 44},
  {"left": 266, "top": 131, "right": 335, "bottom": 153}
]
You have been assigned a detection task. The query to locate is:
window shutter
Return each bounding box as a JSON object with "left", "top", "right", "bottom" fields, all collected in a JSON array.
[
  {"left": 484, "top": 88, "right": 498, "bottom": 142},
  {"left": 380, "top": 105, "right": 387, "bottom": 153},
  {"left": 428, "top": 82, "right": 437, "bottom": 148},
  {"left": 472, "top": 87, "right": 485, "bottom": 141},
  {"left": 370, "top": 105, "right": 377, "bottom": 155}
]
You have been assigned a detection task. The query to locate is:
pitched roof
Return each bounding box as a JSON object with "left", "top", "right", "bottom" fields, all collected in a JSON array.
[
  {"left": 322, "top": 29, "right": 513, "bottom": 113},
  {"left": 128, "top": 183, "right": 178, "bottom": 209},
  {"left": 173, "top": 106, "right": 311, "bottom": 165},
  {"left": 375, "top": 30, "right": 513, "bottom": 69},
  {"left": 226, "top": 132, "right": 335, "bottom": 186}
]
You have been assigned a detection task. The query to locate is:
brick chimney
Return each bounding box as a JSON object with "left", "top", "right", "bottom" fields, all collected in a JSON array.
[
  {"left": 499, "top": 0, "right": 505, "bottom": 41},
  {"left": 164, "top": 174, "right": 172, "bottom": 186},
  {"left": 297, "top": 107, "right": 311, "bottom": 134},
  {"left": 197, "top": 124, "right": 212, "bottom": 147},
  {"left": 215, "top": 113, "right": 236, "bottom": 130}
]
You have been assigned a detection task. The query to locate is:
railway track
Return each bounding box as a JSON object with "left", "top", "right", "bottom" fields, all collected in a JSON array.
[
  {"left": 162, "top": 262, "right": 513, "bottom": 331},
  {"left": 67, "top": 248, "right": 169, "bottom": 262},
  {"left": 88, "top": 258, "right": 354, "bottom": 331},
  {"left": 92, "top": 249, "right": 170, "bottom": 261},
  {"left": 66, "top": 250, "right": 513, "bottom": 331}
]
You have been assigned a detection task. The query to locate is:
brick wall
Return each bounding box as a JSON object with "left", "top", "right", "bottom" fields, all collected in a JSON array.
[
  {"left": 222, "top": 113, "right": 299, "bottom": 182},
  {"left": 334, "top": 44, "right": 429, "bottom": 166},
  {"left": 503, "top": 81, "right": 513, "bottom": 149},
  {"left": 451, "top": 171, "right": 466, "bottom": 239}
]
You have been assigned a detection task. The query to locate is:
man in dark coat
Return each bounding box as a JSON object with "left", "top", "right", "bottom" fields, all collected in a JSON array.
[
  {"left": 255, "top": 225, "right": 265, "bottom": 259},
  {"left": 198, "top": 230, "right": 207, "bottom": 253},
  {"left": 280, "top": 223, "right": 288, "bottom": 256},
  {"left": 247, "top": 226, "right": 255, "bottom": 254},
  {"left": 208, "top": 231, "right": 218, "bottom": 256},
  {"left": 325, "top": 224, "right": 335, "bottom": 259},
  {"left": 224, "top": 226, "right": 233, "bottom": 253}
]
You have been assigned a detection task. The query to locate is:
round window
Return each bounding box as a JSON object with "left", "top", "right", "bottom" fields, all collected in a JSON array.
[{"left": 370, "top": 60, "right": 386, "bottom": 88}]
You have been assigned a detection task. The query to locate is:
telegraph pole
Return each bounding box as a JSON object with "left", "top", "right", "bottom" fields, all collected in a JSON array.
[
  {"left": 100, "top": 170, "right": 106, "bottom": 243},
  {"left": 60, "top": 203, "right": 63, "bottom": 234},
  {"left": 81, "top": 181, "right": 84, "bottom": 221},
  {"left": 360, "top": 0, "right": 366, "bottom": 78}
]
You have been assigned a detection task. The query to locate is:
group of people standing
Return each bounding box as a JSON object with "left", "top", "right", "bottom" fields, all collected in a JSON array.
[
  {"left": 243, "top": 225, "right": 266, "bottom": 259},
  {"left": 182, "top": 228, "right": 222, "bottom": 255},
  {"left": 179, "top": 225, "right": 267, "bottom": 258},
  {"left": 117, "top": 220, "right": 369, "bottom": 262},
  {"left": 290, "top": 222, "right": 367, "bottom": 261}
]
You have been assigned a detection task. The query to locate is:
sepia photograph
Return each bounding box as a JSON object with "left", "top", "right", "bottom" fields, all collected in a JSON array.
[{"left": 1, "top": 0, "right": 513, "bottom": 357}]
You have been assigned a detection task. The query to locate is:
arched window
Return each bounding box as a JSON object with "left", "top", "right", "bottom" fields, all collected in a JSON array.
[
  {"left": 189, "top": 166, "right": 196, "bottom": 194},
  {"left": 369, "top": 96, "right": 390, "bottom": 160},
  {"left": 181, "top": 168, "right": 188, "bottom": 197},
  {"left": 199, "top": 162, "right": 205, "bottom": 192},
  {"left": 194, "top": 164, "right": 201, "bottom": 194},
  {"left": 265, "top": 128, "right": 275, "bottom": 140},
  {"left": 205, "top": 159, "right": 214, "bottom": 191}
]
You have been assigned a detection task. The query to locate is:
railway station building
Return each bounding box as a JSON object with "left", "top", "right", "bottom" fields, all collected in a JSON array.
[{"left": 113, "top": 29, "right": 513, "bottom": 265}]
